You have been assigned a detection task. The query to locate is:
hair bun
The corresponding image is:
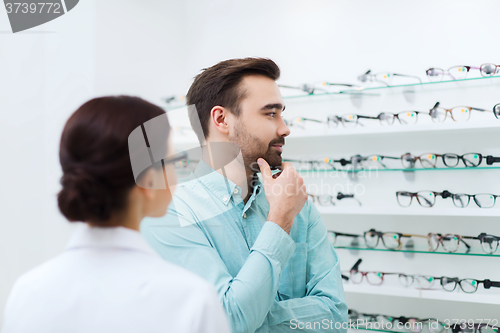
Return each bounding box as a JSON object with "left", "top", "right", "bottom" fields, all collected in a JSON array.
[{"left": 57, "top": 166, "right": 113, "bottom": 222}]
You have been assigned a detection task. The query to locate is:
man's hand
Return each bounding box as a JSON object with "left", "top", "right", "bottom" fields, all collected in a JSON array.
[{"left": 257, "top": 158, "right": 307, "bottom": 234}]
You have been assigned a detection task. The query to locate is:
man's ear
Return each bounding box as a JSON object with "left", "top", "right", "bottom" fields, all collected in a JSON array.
[{"left": 211, "top": 106, "right": 231, "bottom": 135}]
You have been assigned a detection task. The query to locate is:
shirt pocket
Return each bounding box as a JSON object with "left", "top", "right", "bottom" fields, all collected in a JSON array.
[{"left": 277, "top": 242, "right": 308, "bottom": 300}]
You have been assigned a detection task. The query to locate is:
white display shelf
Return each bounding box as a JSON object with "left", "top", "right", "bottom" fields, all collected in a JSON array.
[
  {"left": 172, "top": 120, "right": 500, "bottom": 152},
  {"left": 343, "top": 284, "right": 500, "bottom": 305},
  {"left": 316, "top": 206, "right": 500, "bottom": 217},
  {"left": 286, "top": 120, "right": 500, "bottom": 140}
]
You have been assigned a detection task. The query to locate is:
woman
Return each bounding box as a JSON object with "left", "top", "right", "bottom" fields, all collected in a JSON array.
[{"left": 2, "top": 96, "right": 230, "bottom": 333}]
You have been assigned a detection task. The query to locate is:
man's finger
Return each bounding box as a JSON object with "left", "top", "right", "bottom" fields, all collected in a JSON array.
[{"left": 257, "top": 158, "right": 272, "bottom": 182}]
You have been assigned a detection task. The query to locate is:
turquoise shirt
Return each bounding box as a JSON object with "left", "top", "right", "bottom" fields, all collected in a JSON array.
[{"left": 141, "top": 160, "right": 348, "bottom": 333}]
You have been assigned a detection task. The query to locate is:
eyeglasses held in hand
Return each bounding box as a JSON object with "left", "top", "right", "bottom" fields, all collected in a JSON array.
[{"left": 358, "top": 70, "right": 422, "bottom": 86}]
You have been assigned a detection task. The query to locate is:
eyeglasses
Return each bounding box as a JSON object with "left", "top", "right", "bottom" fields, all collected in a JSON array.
[
  {"left": 396, "top": 190, "right": 446, "bottom": 208},
  {"left": 448, "top": 193, "right": 500, "bottom": 208},
  {"left": 348, "top": 259, "right": 399, "bottom": 285},
  {"left": 429, "top": 102, "right": 490, "bottom": 122},
  {"left": 425, "top": 66, "right": 481, "bottom": 82},
  {"left": 494, "top": 103, "right": 500, "bottom": 119},
  {"left": 396, "top": 190, "right": 500, "bottom": 208},
  {"left": 479, "top": 63, "right": 500, "bottom": 77},
  {"left": 402, "top": 152, "right": 484, "bottom": 168},
  {"left": 327, "top": 111, "right": 424, "bottom": 128},
  {"left": 358, "top": 70, "right": 422, "bottom": 86},
  {"left": 427, "top": 232, "right": 500, "bottom": 254},
  {"left": 401, "top": 153, "right": 442, "bottom": 169},
  {"left": 427, "top": 233, "right": 474, "bottom": 253},
  {"left": 309, "top": 192, "right": 362, "bottom": 206},
  {"left": 364, "top": 228, "right": 427, "bottom": 250},
  {"left": 278, "top": 83, "right": 317, "bottom": 94},
  {"left": 440, "top": 276, "right": 500, "bottom": 293},
  {"left": 425, "top": 63, "right": 500, "bottom": 81},
  {"left": 441, "top": 153, "right": 483, "bottom": 167},
  {"left": 348, "top": 259, "right": 437, "bottom": 289},
  {"left": 327, "top": 231, "right": 361, "bottom": 246},
  {"left": 284, "top": 158, "right": 336, "bottom": 171}
]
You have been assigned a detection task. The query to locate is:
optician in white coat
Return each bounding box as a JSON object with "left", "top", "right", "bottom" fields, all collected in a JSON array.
[{"left": 1, "top": 96, "right": 231, "bottom": 333}]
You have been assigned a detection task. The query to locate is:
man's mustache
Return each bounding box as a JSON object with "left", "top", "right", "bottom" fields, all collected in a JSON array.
[{"left": 268, "top": 137, "right": 285, "bottom": 147}]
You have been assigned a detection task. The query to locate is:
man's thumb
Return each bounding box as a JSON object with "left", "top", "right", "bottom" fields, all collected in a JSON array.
[{"left": 257, "top": 158, "right": 272, "bottom": 181}]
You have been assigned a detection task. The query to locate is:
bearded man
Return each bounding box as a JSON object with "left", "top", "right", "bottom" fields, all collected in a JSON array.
[{"left": 141, "top": 58, "right": 347, "bottom": 333}]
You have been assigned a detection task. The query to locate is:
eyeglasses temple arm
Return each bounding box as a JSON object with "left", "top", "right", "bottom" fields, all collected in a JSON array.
[
  {"left": 471, "top": 107, "right": 490, "bottom": 112},
  {"left": 459, "top": 239, "right": 471, "bottom": 252},
  {"left": 486, "top": 155, "right": 500, "bottom": 165},
  {"left": 481, "top": 279, "right": 500, "bottom": 289},
  {"left": 335, "top": 232, "right": 362, "bottom": 238},
  {"left": 392, "top": 73, "right": 423, "bottom": 83},
  {"left": 300, "top": 117, "right": 324, "bottom": 123},
  {"left": 350, "top": 258, "right": 362, "bottom": 271}
]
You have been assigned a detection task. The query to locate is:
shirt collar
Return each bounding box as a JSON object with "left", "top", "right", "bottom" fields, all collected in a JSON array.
[
  {"left": 65, "top": 223, "right": 160, "bottom": 257},
  {"left": 193, "top": 159, "right": 262, "bottom": 205}
]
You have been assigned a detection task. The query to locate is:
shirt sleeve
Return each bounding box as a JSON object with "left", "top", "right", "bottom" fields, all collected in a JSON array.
[
  {"left": 141, "top": 206, "right": 296, "bottom": 333},
  {"left": 263, "top": 202, "right": 349, "bottom": 332},
  {"left": 191, "top": 283, "right": 232, "bottom": 333}
]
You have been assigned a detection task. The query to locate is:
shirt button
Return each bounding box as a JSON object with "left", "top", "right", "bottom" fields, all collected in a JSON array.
[
  {"left": 243, "top": 213, "right": 247, "bottom": 218},
  {"left": 233, "top": 188, "right": 239, "bottom": 194},
  {"left": 222, "top": 196, "right": 228, "bottom": 202}
]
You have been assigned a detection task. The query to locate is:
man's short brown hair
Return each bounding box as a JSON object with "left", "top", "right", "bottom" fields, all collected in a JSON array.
[{"left": 186, "top": 57, "right": 280, "bottom": 143}]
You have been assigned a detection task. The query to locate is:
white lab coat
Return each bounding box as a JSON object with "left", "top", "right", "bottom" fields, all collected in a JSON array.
[{"left": 1, "top": 224, "right": 231, "bottom": 333}]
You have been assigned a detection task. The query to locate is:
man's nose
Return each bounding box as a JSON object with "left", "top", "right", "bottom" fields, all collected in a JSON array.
[{"left": 278, "top": 118, "right": 291, "bottom": 137}]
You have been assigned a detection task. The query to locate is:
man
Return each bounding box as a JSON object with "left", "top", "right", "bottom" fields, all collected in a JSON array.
[{"left": 141, "top": 58, "right": 348, "bottom": 333}]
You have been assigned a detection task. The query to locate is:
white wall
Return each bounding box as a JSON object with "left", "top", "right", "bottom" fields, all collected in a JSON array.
[
  {"left": 0, "top": 0, "right": 97, "bottom": 325},
  {"left": 2, "top": 0, "right": 500, "bottom": 327}
]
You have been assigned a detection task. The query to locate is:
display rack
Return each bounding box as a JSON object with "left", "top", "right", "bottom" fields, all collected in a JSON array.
[{"left": 280, "top": 74, "right": 500, "bottom": 319}]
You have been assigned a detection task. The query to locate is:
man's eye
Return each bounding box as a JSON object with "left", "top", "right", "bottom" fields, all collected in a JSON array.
[{"left": 267, "top": 112, "right": 276, "bottom": 118}]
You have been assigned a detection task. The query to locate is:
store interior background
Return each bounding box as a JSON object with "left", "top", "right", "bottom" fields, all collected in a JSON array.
[{"left": 1, "top": 0, "right": 499, "bottom": 326}]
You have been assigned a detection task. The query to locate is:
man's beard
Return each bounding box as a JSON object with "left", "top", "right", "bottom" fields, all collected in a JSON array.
[{"left": 229, "top": 120, "right": 284, "bottom": 173}]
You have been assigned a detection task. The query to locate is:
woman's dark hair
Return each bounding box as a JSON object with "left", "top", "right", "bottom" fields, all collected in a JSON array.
[
  {"left": 57, "top": 96, "right": 169, "bottom": 226},
  {"left": 186, "top": 57, "right": 280, "bottom": 143}
]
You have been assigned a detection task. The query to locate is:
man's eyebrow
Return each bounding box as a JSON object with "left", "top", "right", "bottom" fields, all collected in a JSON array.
[{"left": 260, "top": 103, "right": 286, "bottom": 112}]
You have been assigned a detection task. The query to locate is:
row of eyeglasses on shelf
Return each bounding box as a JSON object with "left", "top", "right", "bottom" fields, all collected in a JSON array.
[
  {"left": 341, "top": 259, "right": 500, "bottom": 293},
  {"left": 277, "top": 63, "right": 500, "bottom": 93},
  {"left": 307, "top": 190, "right": 499, "bottom": 209},
  {"left": 285, "top": 152, "right": 500, "bottom": 171},
  {"left": 347, "top": 309, "right": 498, "bottom": 333},
  {"left": 282, "top": 103, "right": 500, "bottom": 130},
  {"left": 328, "top": 229, "right": 500, "bottom": 254},
  {"left": 396, "top": 190, "right": 500, "bottom": 209}
]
